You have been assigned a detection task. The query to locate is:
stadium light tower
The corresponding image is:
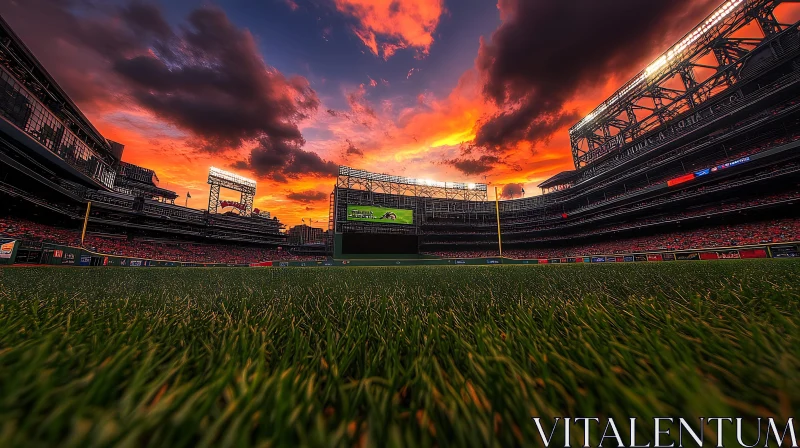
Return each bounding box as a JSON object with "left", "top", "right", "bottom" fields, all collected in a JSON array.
[{"left": 207, "top": 167, "right": 257, "bottom": 216}]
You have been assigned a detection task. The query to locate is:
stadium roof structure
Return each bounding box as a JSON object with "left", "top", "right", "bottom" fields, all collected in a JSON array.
[{"left": 568, "top": 0, "right": 794, "bottom": 169}]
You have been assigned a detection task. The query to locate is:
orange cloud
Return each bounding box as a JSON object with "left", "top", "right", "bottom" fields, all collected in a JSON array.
[
  {"left": 333, "top": 0, "right": 445, "bottom": 59},
  {"left": 401, "top": 70, "right": 492, "bottom": 150}
]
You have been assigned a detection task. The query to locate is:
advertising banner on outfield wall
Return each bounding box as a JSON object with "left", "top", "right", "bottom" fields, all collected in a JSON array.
[
  {"left": 249, "top": 262, "right": 273, "bottom": 267},
  {"left": 718, "top": 250, "right": 741, "bottom": 259},
  {"left": 662, "top": 253, "right": 676, "bottom": 261},
  {"left": 61, "top": 251, "right": 77, "bottom": 265},
  {"left": 346, "top": 205, "right": 414, "bottom": 225},
  {"left": 0, "top": 240, "right": 15, "bottom": 259},
  {"left": 771, "top": 245, "right": 799, "bottom": 258},
  {"left": 634, "top": 254, "right": 648, "bottom": 262},
  {"left": 647, "top": 254, "right": 662, "bottom": 261},
  {"left": 739, "top": 248, "right": 768, "bottom": 259},
  {"left": 0, "top": 240, "right": 16, "bottom": 264},
  {"left": 676, "top": 253, "right": 701, "bottom": 261}
]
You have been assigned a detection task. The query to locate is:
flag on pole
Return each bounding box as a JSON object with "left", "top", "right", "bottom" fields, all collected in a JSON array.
[
  {"left": 521, "top": 188, "right": 525, "bottom": 197},
  {"left": 187, "top": 192, "right": 192, "bottom": 199}
]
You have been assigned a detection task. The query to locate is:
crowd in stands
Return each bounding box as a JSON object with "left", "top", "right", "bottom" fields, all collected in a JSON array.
[
  {"left": 424, "top": 218, "right": 800, "bottom": 260},
  {"left": 0, "top": 217, "right": 323, "bottom": 263},
  {"left": 503, "top": 190, "right": 800, "bottom": 242}
]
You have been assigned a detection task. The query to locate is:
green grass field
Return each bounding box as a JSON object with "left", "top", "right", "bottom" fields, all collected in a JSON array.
[{"left": 1, "top": 261, "right": 799, "bottom": 447}]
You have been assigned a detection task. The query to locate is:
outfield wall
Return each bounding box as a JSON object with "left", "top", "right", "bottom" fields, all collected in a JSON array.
[{"left": 1, "top": 240, "right": 797, "bottom": 267}]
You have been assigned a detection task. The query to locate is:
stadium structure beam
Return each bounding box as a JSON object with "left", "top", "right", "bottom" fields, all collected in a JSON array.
[
  {"left": 568, "top": 0, "right": 798, "bottom": 169},
  {"left": 208, "top": 184, "right": 221, "bottom": 214}
]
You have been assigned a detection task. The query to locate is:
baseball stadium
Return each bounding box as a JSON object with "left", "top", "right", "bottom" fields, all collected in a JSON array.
[{"left": 2, "top": 0, "right": 800, "bottom": 446}]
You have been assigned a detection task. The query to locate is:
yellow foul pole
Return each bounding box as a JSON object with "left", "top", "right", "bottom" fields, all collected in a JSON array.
[
  {"left": 81, "top": 201, "right": 91, "bottom": 246},
  {"left": 494, "top": 187, "right": 502, "bottom": 258}
]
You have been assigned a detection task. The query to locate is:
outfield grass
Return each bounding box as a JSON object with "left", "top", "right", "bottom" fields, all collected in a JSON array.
[{"left": 1, "top": 261, "right": 799, "bottom": 447}]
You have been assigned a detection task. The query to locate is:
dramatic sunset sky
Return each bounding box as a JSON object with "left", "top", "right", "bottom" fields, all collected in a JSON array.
[{"left": 2, "top": 0, "right": 792, "bottom": 226}]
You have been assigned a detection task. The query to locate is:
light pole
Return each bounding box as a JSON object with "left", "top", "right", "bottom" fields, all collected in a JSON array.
[
  {"left": 81, "top": 201, "right": 91, "bottom": 247},
  {"left": 494, "top": 187, "right": 502, "bottom": 258}
]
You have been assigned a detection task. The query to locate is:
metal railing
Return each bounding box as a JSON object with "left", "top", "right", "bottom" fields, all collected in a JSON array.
[{"left": 0, "top": 66, "right": 115, "bottom": 189}]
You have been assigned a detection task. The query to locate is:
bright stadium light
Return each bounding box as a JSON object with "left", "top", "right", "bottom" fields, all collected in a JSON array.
[
  {"left": 209, "top": 166, "right": 257, "bottom": 189},
  {"left": 418, "top": 178, "right": 447, "bottom": 188},
  {"left": 571, "top": 0, "right": 746, "bottom": 134},
  {"left": 339, "top": 166, "right": 487, "bottom": 192}
]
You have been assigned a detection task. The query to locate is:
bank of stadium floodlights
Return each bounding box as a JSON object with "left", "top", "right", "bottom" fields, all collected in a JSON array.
[
  {"left": 569, "top": 0, "right": 796, "bottom": 169},
  {"left": 207, "top": 167, "right": 257, "bottom": 216},
  {"left": 336, "top": 166, "right": 489, "bottom": 201}
]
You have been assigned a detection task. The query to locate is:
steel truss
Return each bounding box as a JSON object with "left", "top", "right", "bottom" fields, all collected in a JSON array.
[{"left": 570, "top": 0, "right": 800, "bottom": 169}]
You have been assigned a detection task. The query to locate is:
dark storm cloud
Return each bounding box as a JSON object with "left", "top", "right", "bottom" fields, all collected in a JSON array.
[
  {"left": 444, "top": 154, "right": 500, "bottom": 175},
  {"left": 474, "top": 0, "right": 720, "bottom": 149},
  {"left": 120, "top": 2, "right": 173, "bottom": 39},
  {"left": 345, "top": 139, "right": 364, "bottom": 157},
  {"left": 286, "top": 190, "right": 329, "bottom": 203},
  {"left": 111, "top": 6, "right": 321, "bottom": 150},
  {"left": 234, "top": 137, "right": 338, "bottom": 183}
]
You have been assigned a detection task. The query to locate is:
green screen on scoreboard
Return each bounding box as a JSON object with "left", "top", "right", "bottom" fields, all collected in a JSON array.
[{"left": 346, "top": 205, "right": 414, "bottom": 225}]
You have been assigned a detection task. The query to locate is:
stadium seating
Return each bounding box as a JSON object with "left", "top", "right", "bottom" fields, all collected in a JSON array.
[
  {"left": 0, "top": 217, "right": 323, "bottom": 263},
  {"left": 421, "top": 189, "right": 800, "bottom": 239},
  {"left": 423, "top": 218, "right": 800, "bottom": 259}
]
